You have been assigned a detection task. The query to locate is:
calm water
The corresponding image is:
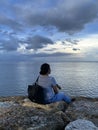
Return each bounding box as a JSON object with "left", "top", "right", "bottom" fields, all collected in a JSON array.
[{"left": 0, "top": 61, "right": 98, "bottom": 98}]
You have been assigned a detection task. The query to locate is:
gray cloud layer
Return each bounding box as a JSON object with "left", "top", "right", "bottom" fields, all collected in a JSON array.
[
  {"left": 0, "top": 36, "right": 19, "bottom": 51},
  {"left": 0, "top": 0, "right": 98, "bottom": 33},
  {"left": 0, "top": 35, "right": 54, "bottom": 51},
  {"left": 12, "top": 1, "right": 98, "bottom": 32},
  {"left": 0, "top": 0, "right": 98, "bottom": 57},
  {"left": 25, "top": 35, "right": 53, "bottom": 50}
]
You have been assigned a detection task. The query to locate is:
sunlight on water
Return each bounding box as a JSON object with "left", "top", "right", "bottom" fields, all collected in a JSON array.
[{"left": 50, "top": 62, "right": 98, "bottom": 98}]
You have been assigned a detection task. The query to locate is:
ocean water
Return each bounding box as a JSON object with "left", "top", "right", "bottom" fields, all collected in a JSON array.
[{"left": 0, "top": 61, "right": 98, "bottom": 98}]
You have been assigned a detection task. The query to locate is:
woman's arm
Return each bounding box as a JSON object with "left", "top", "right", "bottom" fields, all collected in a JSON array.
[
  {"left": 51, "top": 77, "right": 61, "bottom": 94},
  {"left": 56, "top": 84, "right": 61, "bottom": 89},
  {"left": 52, "top": 85, "right": 60, "bottom": 94}
]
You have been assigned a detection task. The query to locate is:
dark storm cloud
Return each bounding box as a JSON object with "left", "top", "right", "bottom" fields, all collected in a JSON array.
[
  {"left": 18, "top": 0, "right": 98, "bottom": 33},
  {"left": 0, "top": 0, "right": 98, "bottom": 34},
  {"left": 25, "top": 35, "right": 54, "bottom": 50}
]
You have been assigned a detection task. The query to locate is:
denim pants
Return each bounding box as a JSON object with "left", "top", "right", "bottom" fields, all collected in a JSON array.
[{"left": 47, "top": 92, "right": 71, "bottom": 104}]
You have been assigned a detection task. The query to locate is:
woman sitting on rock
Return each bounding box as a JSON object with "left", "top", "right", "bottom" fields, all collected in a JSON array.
[{"left": 37, "top": 63, "right": 73, "bottom": 104}]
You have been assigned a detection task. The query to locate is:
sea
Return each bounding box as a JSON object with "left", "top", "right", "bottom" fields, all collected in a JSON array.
[{"left": 0, "top": 61, "right": 98, "bottom": 98}]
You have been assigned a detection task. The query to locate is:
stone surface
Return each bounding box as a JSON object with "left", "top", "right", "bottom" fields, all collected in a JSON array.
[
  {"left": 0, "top": 96, "right": 68, "bottom": 130},
  {"left": 65, "top": 97, "right": 98, "bottom": 127},
  {"left": 0, "top": 96, "right": 98, "bottom": 130},
  {"left": 65, "top": 119, "right": 98, "bottom": 130}
]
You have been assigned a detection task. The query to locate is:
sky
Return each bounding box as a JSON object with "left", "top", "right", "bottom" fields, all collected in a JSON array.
[{"left": 0, "top": 0, "right": 98, "bottom": 62}]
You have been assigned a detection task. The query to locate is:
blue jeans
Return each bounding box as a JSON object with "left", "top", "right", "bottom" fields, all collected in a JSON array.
[{"left": 46, "top": 92, "right": 71, "bottom": 104}]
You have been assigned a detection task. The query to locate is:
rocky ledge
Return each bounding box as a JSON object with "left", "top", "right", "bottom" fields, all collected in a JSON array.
[{"left": 0, "top": 96, "right": 98, "bottom": 130}]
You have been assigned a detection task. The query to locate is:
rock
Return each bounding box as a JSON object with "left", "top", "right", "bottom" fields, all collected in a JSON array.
[
  {"left": 22, "top": 98, "right": 68, "bottom": 113},
  {"left": 65, "top": 97, "right": 98, "bottom": 127},
  {"left": 65, "top": 119, "right": 98, "bottom": 130},
  {"left": 0, "top": 96, "right": 98, "bottom": 130},
  {"left": 0, "top": 96, "right": 68, "bottom": 130},
  {"left": 0, "top": 101, "right": 18, "bottom": 116}
]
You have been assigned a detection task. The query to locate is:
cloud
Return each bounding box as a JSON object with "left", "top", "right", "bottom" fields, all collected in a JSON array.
[
  {"left": 0, "top": 50, "right": 73, "bottom": 62},
  {"left": 65, "top": 38, "right": 79, "bottom": 45},
  {"left": 29, "top": 52, "right": 72, "bottom": 57},
  {"left": 0, "top": 0, "right": 98, "bottom": 34},
  {"left": 0, "top": 0, "right": 98, "bottom": 61},
  {"left": 25, "top": 35, "right": 54, "bottom": 50},
  {"left": 72, "top": 48, "right": 80, "bottom": 51},
  {"left": 0, "top": 36, "right": 19, "bottom": 51},
  {"left": 16, "top": 0, "right": 98, "bottom": 34},
  {"left": 0, "top": 0, "right": 98, "bottom": 35},
  {"left": 0, "top": 14, "right": 23, "bottom": 31}
]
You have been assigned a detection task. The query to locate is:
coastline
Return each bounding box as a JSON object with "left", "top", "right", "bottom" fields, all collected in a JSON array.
[{"left": 0, "top": 96, "right": 98, "bottom": 130}]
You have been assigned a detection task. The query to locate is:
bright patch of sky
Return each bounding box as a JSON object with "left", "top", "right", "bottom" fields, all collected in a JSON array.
[{"left": 0, "top": 0, "right": 98, "bottom": 61}]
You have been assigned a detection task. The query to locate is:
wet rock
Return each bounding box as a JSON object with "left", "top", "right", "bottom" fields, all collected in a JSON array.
[{"left": 65, "top": 119, "right": 98, "bottom": 130}]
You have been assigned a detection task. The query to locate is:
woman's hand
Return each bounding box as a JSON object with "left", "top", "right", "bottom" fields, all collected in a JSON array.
[
  {"left": 52, "top": 84, "right": 61, "bottom": 94},
  {"left": 56, "top": 84, "right": 61, "bottom": 90},
  {"left": 52, "top": 85, "right": 59, "bottom": 94}
]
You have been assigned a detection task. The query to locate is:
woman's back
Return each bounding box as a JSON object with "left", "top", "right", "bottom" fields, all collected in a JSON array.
[{"left": 38, "top": 75, "right": 56, "bottom": 100}]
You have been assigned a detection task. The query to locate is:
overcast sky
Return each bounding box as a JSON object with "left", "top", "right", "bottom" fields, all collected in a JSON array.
[{"left": 0, "top": 0, "right": 98, "bottom": 61}]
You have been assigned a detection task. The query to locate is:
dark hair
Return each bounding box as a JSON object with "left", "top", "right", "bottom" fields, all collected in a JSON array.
[{"left": 40, "top": 63, "right": 50, "bottom": 75}]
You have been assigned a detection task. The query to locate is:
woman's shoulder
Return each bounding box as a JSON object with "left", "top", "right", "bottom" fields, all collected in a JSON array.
[
  {"left": 39, "top": 75, "right": 55, "bottom": 81},
  {"left": 48, "top": 76, "right": 55, "bottom": 80}
]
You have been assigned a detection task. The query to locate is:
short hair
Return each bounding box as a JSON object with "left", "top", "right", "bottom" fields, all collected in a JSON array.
[{"left": 40, "top": 63, "right": 50, "bottom": 75}]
